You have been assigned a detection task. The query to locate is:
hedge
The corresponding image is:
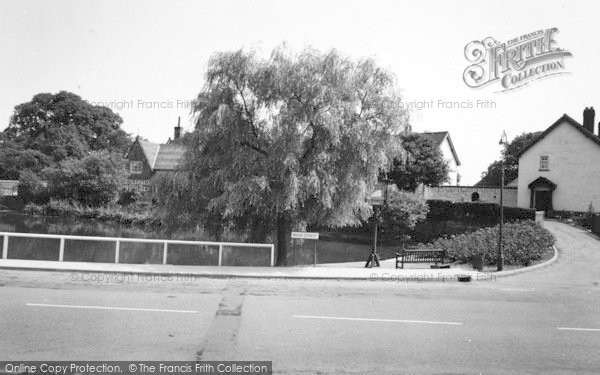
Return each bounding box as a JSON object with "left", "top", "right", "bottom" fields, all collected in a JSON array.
[
  {"left": 426, "top": 200, "right": 535, "bottom": 225},
  {"left": 312, "top": 200, "right": 536, "bottom": 244},
  {"left": 428, "top": 220, "right": 555, "bottom": 266}
]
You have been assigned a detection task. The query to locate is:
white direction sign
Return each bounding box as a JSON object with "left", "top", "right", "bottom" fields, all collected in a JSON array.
[{"left": 291, "top": 232, "right": 319, "bottom": 240}]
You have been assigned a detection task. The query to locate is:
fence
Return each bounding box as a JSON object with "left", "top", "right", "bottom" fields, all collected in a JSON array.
[{"left": 0, "top": 232, "right": 275, "bottom": 267}]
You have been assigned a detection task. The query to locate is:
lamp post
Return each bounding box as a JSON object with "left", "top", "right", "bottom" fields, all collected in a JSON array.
[
  {"left": 365, "top": 174, "right": 388, "bottom": 268},
  {"left": 498, "top": 131, "right": 508, "bottom": 271}
]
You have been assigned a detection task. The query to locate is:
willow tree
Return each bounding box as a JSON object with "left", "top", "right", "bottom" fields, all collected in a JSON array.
[{"left": 168, "top": 46, "right": 408, "bottom": 265}]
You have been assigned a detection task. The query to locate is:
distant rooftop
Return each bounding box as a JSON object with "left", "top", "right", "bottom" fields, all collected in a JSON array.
[
  {"left": 135, "top": 138, "right": 186, "bottom": 171},
  {"left": 153, "top": 144, "right": 186, "bottom": 170},
  {"left": 418, "top": 131, "right": 461, "bottom": 166}
]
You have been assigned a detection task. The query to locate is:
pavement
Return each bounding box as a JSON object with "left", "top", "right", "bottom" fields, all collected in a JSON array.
[
  {"left": 0, "top": 257, "right": 483, "bottom": 281},
  {"left": 0, "top": 220, "right": 599, "bottom": 373}
]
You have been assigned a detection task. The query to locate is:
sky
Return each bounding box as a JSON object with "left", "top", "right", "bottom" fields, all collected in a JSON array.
[{"left": 1, "top": 0, "right": 599, "bottom": 184}]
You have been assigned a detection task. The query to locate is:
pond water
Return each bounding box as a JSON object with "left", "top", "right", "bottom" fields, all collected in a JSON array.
[
  {"left": 0, "top": 211, "right": 397, "bottom": 264},
  {"left": 0, "top": 211, "right": 161, "bottom": 239},
  {"left": 0, "top": 211, "right": 274, "bottom": 266}
]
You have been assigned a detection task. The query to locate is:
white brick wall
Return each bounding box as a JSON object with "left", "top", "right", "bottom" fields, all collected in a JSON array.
[{"left": 421, "top": 185, "right": 518, "bottom": 206}]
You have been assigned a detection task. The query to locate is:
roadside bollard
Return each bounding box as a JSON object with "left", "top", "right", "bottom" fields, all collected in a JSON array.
[{"left": 471, "top": 253, "right": 485, "bottom": 272}]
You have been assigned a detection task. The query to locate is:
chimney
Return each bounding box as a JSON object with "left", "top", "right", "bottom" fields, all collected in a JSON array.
[
  {"left": 583, "top": 107, "right": 595, "bottom": 133},
  {"left": 174, "top": 116, "right": 182, "bottom": 140}
]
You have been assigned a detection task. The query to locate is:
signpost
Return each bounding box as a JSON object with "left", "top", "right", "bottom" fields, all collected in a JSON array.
[
  {"left": 291, "top": 232, "right": 319, "bottom": 266},
  {"left": 291, "top": 232, "right": 319, "bottom": 240}
]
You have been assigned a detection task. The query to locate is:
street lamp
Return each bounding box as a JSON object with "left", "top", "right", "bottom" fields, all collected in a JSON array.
[
  {"left": 498, "top": 130, "right": 508, "bottom": 271},
  {"left": 365, "top": 173, "right": 388, "bottom": 268}
]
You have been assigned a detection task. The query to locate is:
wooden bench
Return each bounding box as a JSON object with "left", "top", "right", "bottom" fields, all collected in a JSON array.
[{"left": 395, "top": 248, "right": 446, "bottom": 269}]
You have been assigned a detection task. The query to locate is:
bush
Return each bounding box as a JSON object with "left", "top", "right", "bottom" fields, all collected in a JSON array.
[
  {"left": 42, "top": 151, "right": 127, "bottom": 207},
  {"left": 18, "top": 170, "right": 50, "bottom": 204},
  {"left": 412, "top": 220, "right": 481, "bottom": 244},
  {"left": 381, "top": 187, "right": 429, "bottom": 235},
  {"left": 118, "top": 190, "right": 142, "bottom": 206},
  {"left": 429, "top": 220, "right": 555, "bottom": 266}
]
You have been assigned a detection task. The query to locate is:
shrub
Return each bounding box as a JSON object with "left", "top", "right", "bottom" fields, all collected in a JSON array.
[
  {"left": 429, "top": 220, "right": 555, "bottom": 266},
  {"left": 118, "top": 189, "right": 142, "bottom": 206},
  {"left": 42, "top": 151, "right": 127, "bottom": 207},
  {"left": 381, "top": 187, "right": 429, "bottom": 236},
  {"left": 18, "top": 170, "right": 50, "bottom": 204}
]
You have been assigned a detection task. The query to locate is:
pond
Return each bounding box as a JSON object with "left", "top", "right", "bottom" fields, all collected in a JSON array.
[
  {"left": 0, "top": 211, "right": 159, "bottom": 239},
  {"left": 0, "top": 211, "right": 277, "bottom": 266},
  {"left": 0, "top": 211, "right": 392, "bottom": 264}
]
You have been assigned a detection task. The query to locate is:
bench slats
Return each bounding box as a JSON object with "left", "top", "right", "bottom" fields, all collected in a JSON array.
[{"left": 395, "top": 248, "right": 445, "bottom": 269}]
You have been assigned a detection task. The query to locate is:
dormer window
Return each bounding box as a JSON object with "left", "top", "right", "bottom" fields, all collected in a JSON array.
[
  {"left": 539, "top": 156, "right": 549, "bottom": 171},
  {"left": 130, "top": 161, "right": 143, "bottom": 174}
]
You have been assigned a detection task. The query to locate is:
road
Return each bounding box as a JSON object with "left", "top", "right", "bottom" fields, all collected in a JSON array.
[{"left": 0, "top": 220, "right": 599, "bottom": 374}]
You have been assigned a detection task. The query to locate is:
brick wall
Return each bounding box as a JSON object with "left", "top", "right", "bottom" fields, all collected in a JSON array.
[{"left": 419, "top": 185, "right": 518, "bottom": 206}]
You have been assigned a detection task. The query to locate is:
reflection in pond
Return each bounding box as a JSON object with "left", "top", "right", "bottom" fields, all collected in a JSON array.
[{"left": 0, "top": 211, "right": 202, "bottom": 240}]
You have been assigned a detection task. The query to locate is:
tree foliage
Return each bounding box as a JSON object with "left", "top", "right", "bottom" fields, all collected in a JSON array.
[
  {"left": 156, "top": 46, "right": 409, "bottom": 264},
  {"left": 18, "top": 169, "right": 50, "bottom": 204},
  {"left": 42, "top": 151, "right": 127, "bottom": 207},
  {"left": 476, "top": 131, "right": 542, "bottom": 186},
  {"left": 381, "top": 186, "right": 429, "bottom": 238},
  {"left": 388, "top": 133, "right": 449, "bottom": 191},
  {"left": 0, "top": 91, "right": 131, "bottom": 179},
  {"left": 0, "top": 134, "right": 52, "bottom": 179}
]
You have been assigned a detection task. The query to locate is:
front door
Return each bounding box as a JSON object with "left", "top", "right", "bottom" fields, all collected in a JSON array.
[{"left": 534, "top": 190, "right": 552, "bottom": 212}]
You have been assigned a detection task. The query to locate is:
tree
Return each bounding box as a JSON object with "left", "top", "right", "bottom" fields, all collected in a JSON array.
[
  {"left": 0, "top": 134, "right": 53, "bottom": 179},
  {"left": 42, "top": 151, "right": 127, "bottom": 206},
  {"left": 156, "top": 46, "right": 409, "bottom": 265},
  {"left": 476, "top": 132, "right": 542, "bottom": 186},
  {"left": 387, "top": 133, "right": 449, "bottom": 191},
  {"left": 18, "top": 169, "right": 49, "bottom": 204},
  {"left": 2, "top": 91, "right": 131, "bottom": 171},
  {"left": 381, "top": 186, "right": 429, "bottom": 240}
]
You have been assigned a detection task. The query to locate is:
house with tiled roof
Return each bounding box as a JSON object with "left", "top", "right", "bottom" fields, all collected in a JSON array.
[
  {"left": 418, "top": 131, "right": 461, "bottom": 185},
  {"left": 516, "top": 108, "right": 600, "bottom": 213},
  {"left": 124, "top": 119, "right": 186, "bottom": 194}
]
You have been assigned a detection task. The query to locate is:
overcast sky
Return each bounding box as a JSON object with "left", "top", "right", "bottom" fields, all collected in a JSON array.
[{"left": 1, "top": 0, "right": 599, "bottom": 184}]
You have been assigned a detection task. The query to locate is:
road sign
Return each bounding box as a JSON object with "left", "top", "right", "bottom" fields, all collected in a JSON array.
[{"left": 291, "top": 232, "right": 319, "bottom": 240}]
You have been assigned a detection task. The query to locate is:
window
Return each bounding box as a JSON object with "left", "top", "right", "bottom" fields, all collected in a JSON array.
[
  {"left": 130, "top": 161, "right": 143, "bottom": 174},
  {"left": 539, "top": 156, "right": 549, "bottom": 171}
]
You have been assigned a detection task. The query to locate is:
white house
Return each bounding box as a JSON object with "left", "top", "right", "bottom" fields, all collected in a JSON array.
[
  {"left": 419, "top": 131, "right": 461, "bottom": 185},
  {"left": 516, "top": 108, "right": 600, "bottom": 213},
  {"left": 0, "top": 180, "right": 19, "bottom": 196}
]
